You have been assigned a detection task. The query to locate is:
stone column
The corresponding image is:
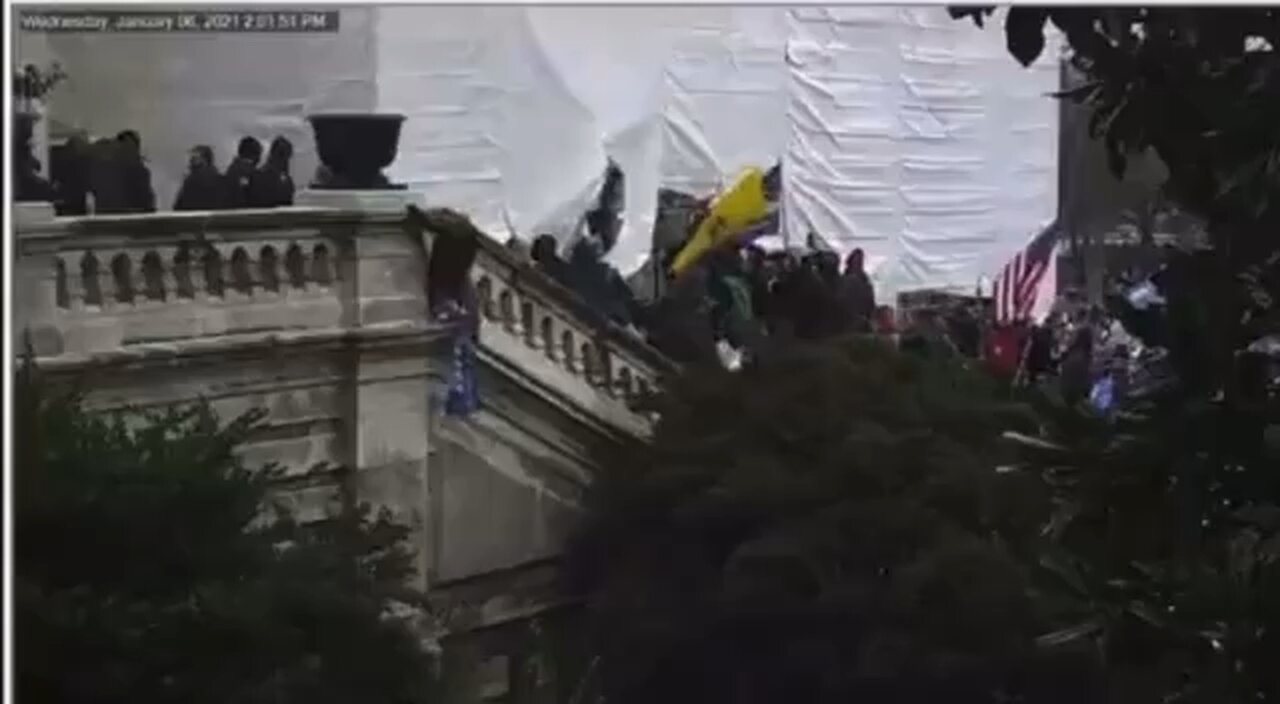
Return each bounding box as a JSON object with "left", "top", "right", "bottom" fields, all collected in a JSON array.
[
  {"left": 319, "top": 189, "right": 443, "bottom": 590},
  {"left": 13, "top": 211, "right": 65, "bottom": 357}
]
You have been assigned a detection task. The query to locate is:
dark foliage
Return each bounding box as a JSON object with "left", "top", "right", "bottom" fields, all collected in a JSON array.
[
  {"left": 14, "top": 366, "right": 436, "bottom": 704},
  {"left": 953, "top": 8, "right": 1280, "bottom": 702},
  {"left": 567, "top": 339, "right": 1100, "bottom": 704},
  {"left": 950, "top": 7, "right": 1280, "bottom": 232}
]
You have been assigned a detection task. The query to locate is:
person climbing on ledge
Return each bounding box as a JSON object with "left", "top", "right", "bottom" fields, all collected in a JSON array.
[{"left": 408, "top": 205, "right": 483, "bottom": 418}]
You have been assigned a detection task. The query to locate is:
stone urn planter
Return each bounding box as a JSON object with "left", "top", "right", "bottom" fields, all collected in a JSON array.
[
  {"left": 307, "top": 113, "right": 406, "bottom": 190},
  {"left": 12, "top": 63, "right": 63, "bottom": 202},
  {"left": 13, "top": 110, "right": 55, "bottom": 203}
]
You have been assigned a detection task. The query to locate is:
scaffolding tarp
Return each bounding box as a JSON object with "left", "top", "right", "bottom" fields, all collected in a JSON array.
[{"left": 26, "top": 6, "right": 1058, "bottom": 295}]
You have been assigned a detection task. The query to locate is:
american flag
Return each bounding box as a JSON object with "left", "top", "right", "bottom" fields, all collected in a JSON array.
[{"left": 994, "top": 223, "right": 1060, "bottom": 325}]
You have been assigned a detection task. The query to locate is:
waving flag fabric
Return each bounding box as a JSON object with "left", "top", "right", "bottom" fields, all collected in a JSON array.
[
  {"left": 669, "top": 164, "right": 781, "bottom": 277},
  {"left": 994, "top": 224, "right": 1059, "bottom": 325}
]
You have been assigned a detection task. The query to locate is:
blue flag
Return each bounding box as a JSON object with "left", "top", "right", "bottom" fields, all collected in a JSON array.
[
  {"left": 443, "top": 333, "right": 479, "bottom": 418},
  {"left": 1089, "top": 374, "right": 1115, "bottom": 414}
]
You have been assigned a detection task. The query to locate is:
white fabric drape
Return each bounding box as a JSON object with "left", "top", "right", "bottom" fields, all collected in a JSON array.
[{"left": 31, "top": 6, "right": 1058, "bottom": 292}]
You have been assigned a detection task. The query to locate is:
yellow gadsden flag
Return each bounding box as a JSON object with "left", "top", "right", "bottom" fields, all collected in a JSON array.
[{"left": 669, "top": 166, "right": 773, "bottom": 277}]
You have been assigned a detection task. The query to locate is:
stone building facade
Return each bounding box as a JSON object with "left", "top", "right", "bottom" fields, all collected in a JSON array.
[{"left": 13, "top": 194, "right": 672, "bottom": 702}]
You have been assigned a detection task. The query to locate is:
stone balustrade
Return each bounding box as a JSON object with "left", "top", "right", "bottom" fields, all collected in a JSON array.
[
  {"left": 468, "top": 233, "right": 670, "bottom": 434},
  {"left": 19, "top": 209, "right": 349, "bottom": 357},
  {"left": 14, "top": 202, "right": 669, "bottom": 436}
]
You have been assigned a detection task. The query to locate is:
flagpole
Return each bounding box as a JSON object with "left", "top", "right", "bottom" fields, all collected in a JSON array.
[{"left": 1012, "top": 325, "right": 1033, "bottom": 388}]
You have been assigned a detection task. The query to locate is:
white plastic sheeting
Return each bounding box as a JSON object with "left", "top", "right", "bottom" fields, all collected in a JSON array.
[
  {"left": 660, "top": 7, "right": 790, "bottom": 196},
  {"left": 28, "top": 6, "right": 1058, "bottom": 294},
  {"left": 783, "top": 7, "right": 1060, "bottom": 298}
]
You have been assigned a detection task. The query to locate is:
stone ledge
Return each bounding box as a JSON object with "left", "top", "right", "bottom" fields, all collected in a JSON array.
[
  {"left": 296, "top": 188, "right": 427, "bottom": 213},
  {"left": 477, "top": 344, "right": 650, "bottom": 442},
  {"left": 18, "top": 205, "right": 405, "bottom": 239},
  {"left": 29, "top": 321, "right": 455, "bottom": 372},
  {"left": 15, "top": 201, "right": 56, "bottom": 227},
  {"left": 426, "top": 557, "right": 577, "bottom": 635}
]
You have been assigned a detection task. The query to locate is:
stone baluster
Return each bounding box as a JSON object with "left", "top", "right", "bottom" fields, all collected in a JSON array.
[
  {"left": 475, "top": 275, "right": 495, "bottom": 321},
  {"left": 228, "top": 246, "right": 254, "bottom": 300},
  {"left": 216, "top": 244, "right": 238, "bottom": 300},
  {"left": 284, "top": 243, "right": 307, "bottom": 292},
  {"left": 596, "top": 343, "right": 615, "bottom": 395},
  {"left": 497, "top": 285, "right": 517, "bottom": 334},
  {"left": 157, "top": 246, "right": 180, "bottom": 302},
  {"left": 539, "top": 314, "right": 557, "bottom": 361},
  {"left": 100, "top": 251, "right": 124, "bottom": 309},
  {"left": 615, "top": 366, "right": 635, "bottom": 402},
  {"left": 189, "top": 245, "right": 210, "bottom": 302},
  {"left": 14, "top": 234, "right": 66, "bottom": 355},
  {"left": 521, "top": 300, "right": 539, "bottom": 350},
  {"left": 59, "top": 254, "right": 85, "bottom": 310},
  {"left": 259, "top": 244, "right": 282, "bottom": 295},
  {"left": 560, "top": 329, "right": 577, "bottom": 374}
]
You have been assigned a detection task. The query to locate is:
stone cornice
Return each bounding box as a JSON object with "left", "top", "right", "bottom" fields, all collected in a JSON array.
[
  {"left": 17, "top": 206, "right": 400, "bottom": 240},
  {"left": 16, "top": 203, "right": 674, "bottom": 437},
  {"left": 28, "top": 321, "right": 454, "bottom": 374},
  {"left": 24, "top": 205, "right": 676, "bottom": 381}
]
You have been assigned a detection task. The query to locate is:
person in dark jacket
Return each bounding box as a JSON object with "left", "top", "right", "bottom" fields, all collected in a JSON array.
[
  {"left": 531, "top": 234, "right": 573, "bottom": 289},
  {"left": 706, "top": 248, "right": 755, "bottom": 349},
  {"left": 813, "top": 251, "right": 847, "bottom": 337},
  {"left": 743, "top": 245, "right": 771, "bottom": 317},
  {"left": 115, "top": 130, "right": 156, "bottom": 213},
  {"left": 248, "top": 136, "right": 295, "bottom": 207},
  {"left": 1059, "top": 324, "right": 1095, "bottom": 405},
  {"left": 223, "top": 136, "right": 262, "bottom": 208},
  {"left": 567, "top": 238, "right": 632, "bottom": 327},
  {"left": 787, "top": 253, "right": 835, "bottom": 340},
  {"left": 412, "top": 205, "right": 482, "bottom": 418},
  {"left": 173, "top": 145, "right": 227, "bottom": 211},
  {"left": 763, "top": 253, "right": 801, "bottom": 340},
  {"left": 649, "top": 265, "right": 717, "bottom": 365},
  {"left": 87, "top": 138, "right": 125, "bottom": 213},
  {"left": 946, "top": 300, "right": 983, "bottom": 359},
  {"left": 838, "top": 248, "right": 877, "bottom": 333},
  {"left": 51, "top": 134, "right": 92, "bottom": 215},
  {"left": 1025, "top": 322, "right": 1056, "bottom": 381},
  {"left": 604, "top": 265, "right": 639, "bottom": 328}
]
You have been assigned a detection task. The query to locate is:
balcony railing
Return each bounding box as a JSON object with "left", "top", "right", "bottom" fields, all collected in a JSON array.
[{"left": 14, "top": 204, "right": 671, "bottom": 435}]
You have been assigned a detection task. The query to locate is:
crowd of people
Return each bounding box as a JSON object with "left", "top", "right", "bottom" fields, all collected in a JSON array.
[
  {"left": 979, "top": 287, "right": 1152, "bottom": 414},
  {"left": 520, "top": 189, "right": 1146, "bottom": 416},
  {"left": 524, "top": 222, "right": 880, "bottom": 369},
  {"left": 31, "top": 130, "right": 1148, "bottom": 410},
  {"left": 47, "top": 132, "right": 296, "bottom": 216}
]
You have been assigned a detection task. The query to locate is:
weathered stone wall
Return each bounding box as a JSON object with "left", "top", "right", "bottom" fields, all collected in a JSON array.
[{"left": 13, "top": 196, "right": 670, "bottom": 702}]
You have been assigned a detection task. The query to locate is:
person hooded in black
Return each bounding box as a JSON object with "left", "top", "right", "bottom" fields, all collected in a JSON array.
[
  {"left": 50, "top": 133, "right": 92, "bottom": 215},
  {"left": 223, "top": 136, "right": 262, "bottom": 208},
  {"left": 173, "top": 145, "right": 228, "bottom": 211},
  {"left": 532, "top": 234, "right": 573, "bottom": 290},
  {"left": 248, "top": 136, "right": 295, "bottom": 208},
  {"left": 838, "top": 248, "right": 876, "bottom": 333},
  {"left": 115, "top": 130, "right": 156, "bottom": 213},
  {"left": 783, "top": 252, "right": 833, "bottom": 341}
]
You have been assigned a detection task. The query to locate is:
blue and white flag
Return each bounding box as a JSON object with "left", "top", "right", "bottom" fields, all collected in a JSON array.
[
  {"left": 443, "top": 333, "right": 479, "bottom": 418},
  {"left": 1089, "top": 374, "right": 1115, "bottom": 415}
]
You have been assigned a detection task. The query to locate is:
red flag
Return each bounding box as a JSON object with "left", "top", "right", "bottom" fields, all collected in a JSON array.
[{"left": 985, "top": 325, "right": 1023, "bottom": 377}]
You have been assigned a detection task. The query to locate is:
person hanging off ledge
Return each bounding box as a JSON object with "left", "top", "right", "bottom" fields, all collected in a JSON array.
[{"left": 406, "top": 204, "right": 483, "bottom": 417}]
